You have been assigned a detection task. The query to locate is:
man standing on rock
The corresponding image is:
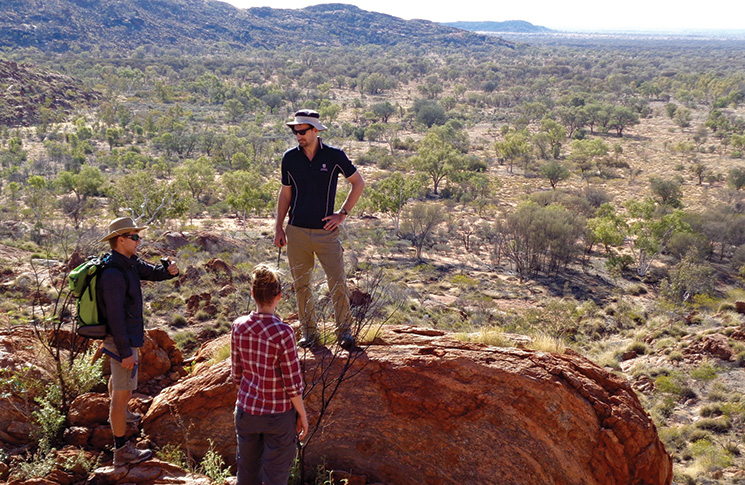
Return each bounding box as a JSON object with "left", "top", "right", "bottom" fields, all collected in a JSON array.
[
  {"left": 98, "top": 216, "right": 179, "bottom": 466},
  {"left": 274, "top": 109, "right": 365, "bottom": 350}
]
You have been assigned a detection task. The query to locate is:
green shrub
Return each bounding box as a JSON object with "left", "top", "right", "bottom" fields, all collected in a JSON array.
[
  {"left": 214, "top": 316, "right": 231, "bottom": 335},
  {"left": 10, "top": 448, "right": 58, "bottom": 480},
  {"left": 668, "top": 351, "right": 684, "bottom": 362},
  {"left": 654, "top": 337, "right": 675, "bottom": 351},
  {"left": 685, "top": 428, "right": 712, "bottom": 444},
  {"left": 655, "top": 375, "right": 683, "bottom": 394},
  {"left": 149, "top": 293, "right": 185, "bottom": 314},
  {"left": 62, "top": 449, "right": 100, "bottom": 476},
  {"left": 452, "top": 274, "right": 478, "bottom": 287},
  {"left": 173, "top": 331, "right": 198, "bottom": 352},
  {"left": 199, "top": 440, "right": 231, "bottom": 483},
  {"left": 691, "top": 294, "right": 718, "bottom": 310},
  {"left": 626, "top": 341, "right": 648, "bottom": 355},
  {"left": 695, "top": 416, "right": 732, "bottom": 433},
  {"left": 455, "top": 327, "right": 509, "bottom": 347},
  {"left": 658, "top": 426, "right": 686, "bottom": 452},
  {"left": 207, "top": 342, "right": 231, "bottom": 366},
  {"left": 31, "top": 396, "right": 65, "bottom": 450},
  {"left": 689, "top": 438, "right": 733, "bottom": 472},
  {"left": 699, "top": 404, "right": 723, "bottom": 418},
  {"left": 171, "top": 314, "right": 188, "bottom": 328},
  {"left": 690, "top": 361, "right": 718, "bottom": 381},
  {"left": 723, "top": 441, "right": 741, "bottom": 457},
  {"left": 720, "top": 400, "right": 745, "bottom": 418},
  {"left": 717, "top": 302, "right": 736, "bottom": 312},
  {"left": 195, "top": 309, "right": 212, "bottom": 322},
  {"left": 64, "top": 348, "right": 105, "bottom": 397},
  {"left": 626, "top": 283, "right": 647, "bottom": 296},
  {"left": 673, "top": 473, "right": 695, "bottom": 485},
  {"left": 155, "top": 443, "right": 191, "bottom": 470},
  {"left": 652, "top": 396, "right": 676, "bottom": 419}
]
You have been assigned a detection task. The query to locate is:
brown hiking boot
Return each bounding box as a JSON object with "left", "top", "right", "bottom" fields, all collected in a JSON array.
[{"left": 113, "top": 441, "right": 152, "bottom": 466}]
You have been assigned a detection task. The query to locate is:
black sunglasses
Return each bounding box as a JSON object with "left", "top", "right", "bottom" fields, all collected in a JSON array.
[
  {"left": 121, "top": 234, "right": 141, "bottom": 241},
  {"left": 291, "top": 127, "right": 312, "bottom": 135}
]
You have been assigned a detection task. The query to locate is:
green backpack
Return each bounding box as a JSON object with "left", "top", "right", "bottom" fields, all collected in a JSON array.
[{"left": 68, "top": 253, "right": 124, "bottom": 339}]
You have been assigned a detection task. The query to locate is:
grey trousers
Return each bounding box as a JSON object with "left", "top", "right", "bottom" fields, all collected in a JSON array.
[{"left": 235, "top": 407, "right": 297, "bottom": 485}]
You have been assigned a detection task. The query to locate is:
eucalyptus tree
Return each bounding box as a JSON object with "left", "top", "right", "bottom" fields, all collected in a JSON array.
[
  {"left": 625, "top": 198, "right": 690, "bottom": 277},
  {"left": 173, "top": 157, "right": 216, "bottom": 205},
  {"left": 368, "top": 172, "right": 427, "bottom": 234},
  {"left": 540, "top": 160, "right": 571, "bottom": 190},
  {"left": 55, "top": 165, "right": 105, "bottom": 229},
  {"left": 410, "top": 129, "right": 466, "bottom": 195},
  {"left": 728, "top": 167, "right": 745, "bottom": 191},
  {"left": 106, "top": 169, "right": 189, "bottom": 225},
  {"left": 371, "top": 101, "right": 396, "bottom": 123},
  {"left": 500, "top": 201, "right": 585, "bottom": 281},
  {"left": 494, "top": 130, "right": 532, "bottom": 174},
  {"left": 24, "top": 175, "right": 54, "bottom": 243},
  {"left": 608, "top": 106, "right": 640, "bottom": 137},
  {"left": 400, "top": 201, "right": 448, "bottom": 261},
  {"left": 568, "top": 138, "right": 610, "bottom": 182}
]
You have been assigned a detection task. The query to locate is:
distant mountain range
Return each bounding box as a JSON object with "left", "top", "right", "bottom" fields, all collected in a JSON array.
[
  {"left": 0, "top": 0, "right": 514, "bottom": 52},
  {"left": 443, "top": 20, "right": 552, "bottom": 34}
]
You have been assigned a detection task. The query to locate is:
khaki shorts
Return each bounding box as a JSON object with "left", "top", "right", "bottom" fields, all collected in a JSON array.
[{"left": 103, "top": 336, "right": 139, "bottom": 391}]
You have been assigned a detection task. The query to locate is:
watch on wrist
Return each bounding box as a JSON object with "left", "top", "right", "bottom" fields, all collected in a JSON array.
[{"left": 340, "top": 208, "right": 349, "bottom": 216}]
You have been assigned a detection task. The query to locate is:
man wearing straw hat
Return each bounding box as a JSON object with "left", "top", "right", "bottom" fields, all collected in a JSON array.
[
  {"left": 274, "top": 109, "right": 365, "bottom": 351},
  {"left": 98, "top": 216, "right": 179, "bottom": 466}
]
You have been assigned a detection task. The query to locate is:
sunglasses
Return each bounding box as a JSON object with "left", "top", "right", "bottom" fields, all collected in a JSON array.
[
  {"left": 121, "top": 234, "right": 141, "bottom": 241},
  {"left": 291, "top": 127, "right": 312, "bottom": 136}
]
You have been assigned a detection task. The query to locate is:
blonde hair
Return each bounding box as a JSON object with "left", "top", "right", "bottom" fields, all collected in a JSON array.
[{"left": 251, "top": 265, "right": 282, "bottom": 306}]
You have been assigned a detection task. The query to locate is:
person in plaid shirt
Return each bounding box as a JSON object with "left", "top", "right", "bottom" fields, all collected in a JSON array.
[{"left": 231, "top": 265, "right": 309, "bottom": 485}]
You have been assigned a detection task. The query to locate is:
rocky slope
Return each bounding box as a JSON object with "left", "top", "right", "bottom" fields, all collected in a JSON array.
[
  {"left": 143, "top": 325, "right": 672, "bottom": 484},
  {"left": 0, "top": 58, "right": 98, "bottom": 126},
  {"left": 0, "top": 322, "right": 672, "bottom": 483}
]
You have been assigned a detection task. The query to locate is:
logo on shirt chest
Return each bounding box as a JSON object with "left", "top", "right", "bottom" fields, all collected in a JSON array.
[{"left": 320, "top": 163, "right": 328, "bottom": 172}]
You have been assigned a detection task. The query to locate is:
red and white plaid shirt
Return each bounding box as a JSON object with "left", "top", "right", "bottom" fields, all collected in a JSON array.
[{"left": 231, "top": 312, "right": 304, "bottom": 415}]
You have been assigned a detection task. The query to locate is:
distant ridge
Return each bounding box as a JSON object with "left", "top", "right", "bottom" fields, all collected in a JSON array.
[
  {"left": 0, "top": 0, "right": 515, "bottom": 52},
  {"left": 444, "top": 20, "right": 552, "bottom": 33}
]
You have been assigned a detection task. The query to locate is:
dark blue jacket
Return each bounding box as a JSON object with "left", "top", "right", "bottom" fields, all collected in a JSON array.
[{"left": 99, "top": 250, "right": 175, "bottom": 359}]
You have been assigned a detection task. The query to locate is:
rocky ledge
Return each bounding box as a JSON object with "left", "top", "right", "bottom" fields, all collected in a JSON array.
[{"left": 144, "top": 325, "right": 673, "bottom": 485}]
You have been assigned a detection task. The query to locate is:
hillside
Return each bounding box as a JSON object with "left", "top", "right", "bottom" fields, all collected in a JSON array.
[
  {"left": 443, "top": 20, "right": 552, "bottom": 33},
  {"left": 0, "top": 58, "right": 98, "bottom": 126},
  {"left": 0, "top": 0, "right": 514, "bottom": 52},
  {"left": 1, "top": 28, "right": 745, "bottom": 484}
]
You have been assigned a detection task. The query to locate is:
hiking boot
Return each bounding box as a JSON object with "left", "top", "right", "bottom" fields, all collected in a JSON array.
[
  {"left": 338, "top": 334, "right": 357, "bottom": 351},
  {"left": 298, "top": 334, "right": 320, "bottom": 349},
  {"left": 113, "top": 441, "right": 152, "bottom": 466},
  {"left": 126, "top": 409, "right": 142, "bottom": 423}
]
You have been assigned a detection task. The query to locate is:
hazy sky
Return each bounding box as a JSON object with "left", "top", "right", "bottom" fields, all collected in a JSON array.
[{"left": 221, "top": 0, "right": 744, "bottom": 32}]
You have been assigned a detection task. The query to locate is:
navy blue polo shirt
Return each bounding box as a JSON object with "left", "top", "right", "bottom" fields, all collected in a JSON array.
[{"left": 281, "top": 140, "right": 358, "bottom": 229}]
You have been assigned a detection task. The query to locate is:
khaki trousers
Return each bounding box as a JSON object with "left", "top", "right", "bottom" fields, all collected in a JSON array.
[{"left": 285, "top": 224, "right": 352, "bottom": 338}]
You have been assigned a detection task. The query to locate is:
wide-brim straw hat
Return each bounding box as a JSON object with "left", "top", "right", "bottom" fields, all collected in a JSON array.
[
  {"left": 99, "top": 217, "right": 148, "bottom": 242},
  {"left": 286, "top": 109, "right": 327, "bottom": 131}
]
